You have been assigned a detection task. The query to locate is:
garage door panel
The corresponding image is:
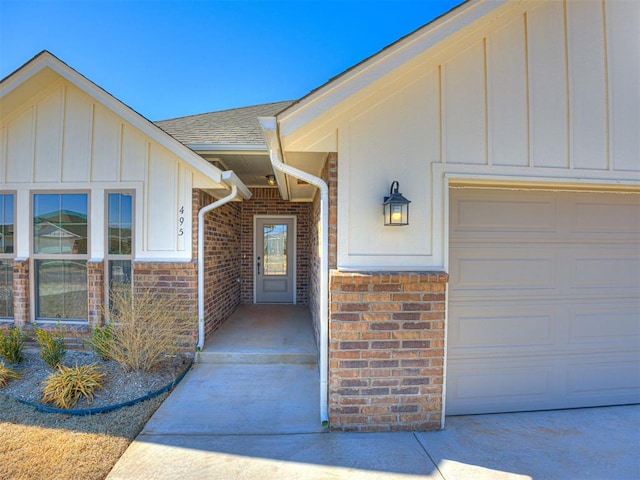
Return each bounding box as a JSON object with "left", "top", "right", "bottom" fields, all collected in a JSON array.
[
  {"left": 570, "top": 254, "right": 640, "bottom": 290},
  {"left": 451, "top": 249, "right": 556, "bottom": 292},
  {"left": 571, "top": 198, "right": 640, "bottom": 235},
  {"left": 449, "top": 306, "right": 554, "bottom": 350},
  {"left": 446, "top": 360, "right": 554, "bottom": 415},
  {"left": 568, "top": 305, "right": 640, "bottom": 345},
  {"left": 448, "top": 188, "right": 640, "bottom": 415},
  {"left": 452, "top": 196, "right": 557, "bottom": 233},
  {"left": 566, "top": 358, "right": 640, "bottom": 398}
]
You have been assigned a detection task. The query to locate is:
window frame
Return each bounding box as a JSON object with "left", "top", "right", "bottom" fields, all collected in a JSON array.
[
  {"left": 0, "top": 192, "right": 16, "bottom": 321},
  {"left": 31, "top": 190, "right": 90, "bottom": 324},
  {"left": 105, "top": 190, "right": 135, "bottom": 298}
]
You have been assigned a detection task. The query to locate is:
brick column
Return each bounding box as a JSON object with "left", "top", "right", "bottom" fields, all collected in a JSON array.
[
  {"left": 12, "top": 259, "right": 30, "bottom": 327},
  {"left": 329, "top": 271, "right": 448, "bottom": 432},
  {"left": 87, "top": 261, "right": 105, "bottom": 326}
]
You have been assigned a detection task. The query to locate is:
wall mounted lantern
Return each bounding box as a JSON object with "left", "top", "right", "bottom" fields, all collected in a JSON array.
[
  {"left": 265, "top": 174, "right": 277, "bottom": 186},
  {"left": 383, "top": 181, "right": 411, "bottom": 226}
]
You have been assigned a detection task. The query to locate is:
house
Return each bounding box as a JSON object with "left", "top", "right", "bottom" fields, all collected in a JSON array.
[{"left": 1, "top": 0, "right": 638, "bottom": 431}]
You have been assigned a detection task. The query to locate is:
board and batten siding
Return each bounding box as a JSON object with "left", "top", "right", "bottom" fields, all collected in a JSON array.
[
  {"left": 0, "top": 78, "right": 202, "bottom": 261},
  {"left": 283, "top": 0, "right": 640, "bottom": 271}
]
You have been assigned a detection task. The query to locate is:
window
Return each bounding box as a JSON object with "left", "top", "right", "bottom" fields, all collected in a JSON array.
[
  {"left": 106, "top": 192, "right": 133, "bottom": 290},
  {"left": 33, "top": 193, "right": 88, "bottom": 321},
  {"left": 0, "top": 194, "right": 15, "bottom": 319}
]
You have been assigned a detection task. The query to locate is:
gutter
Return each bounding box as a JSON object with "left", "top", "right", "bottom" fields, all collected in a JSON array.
[
  {"left": 259, "top": 116, "right": 330, "bottom": 425},
  {"left": 197, "top": 171, "right": 251, "bottom": 351}
]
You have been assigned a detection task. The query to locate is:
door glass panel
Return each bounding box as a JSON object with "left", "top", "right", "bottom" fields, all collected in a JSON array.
[{"left": 263, "top": 224, "right": 287, "bottom": 275}]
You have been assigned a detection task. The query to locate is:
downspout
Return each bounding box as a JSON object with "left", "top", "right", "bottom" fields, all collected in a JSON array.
[
  {"left": 259, "top": 117, "right": 330, "bottom": 425},
  {"left": 196, "top": 181, "right": 239, "bottom": 352}
]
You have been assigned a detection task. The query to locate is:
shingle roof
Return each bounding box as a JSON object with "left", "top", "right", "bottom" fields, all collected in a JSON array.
[{"left": 154, "top": 100, "right": 295, "bottom": 146}]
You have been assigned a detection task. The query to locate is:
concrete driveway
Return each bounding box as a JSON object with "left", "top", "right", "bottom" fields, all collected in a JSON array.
[{"left": 108, "top": 384, "right": 639, "bottom": 479}]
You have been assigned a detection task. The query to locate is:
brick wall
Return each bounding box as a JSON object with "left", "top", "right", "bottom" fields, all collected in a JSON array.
[
  {"left": 87, "top": 261, "right": 104, "bottom": 326},
  {"left": 240, "top": 188, "right": 311, "bottom": 305},
  {"left": 309, "top": 153, "right": 337, "bottom": 349},
  {"left": 195, "top": 189, "right": 242, "bottom": 340},
  {"left": 12, "top": 259, "right": 29, "bottom": 327},
  {"left": 329, "top": 271, "right": 448, "bottom": 431},
  {"left": 132, "top": 261, "right": 199, "bottom": 350}
]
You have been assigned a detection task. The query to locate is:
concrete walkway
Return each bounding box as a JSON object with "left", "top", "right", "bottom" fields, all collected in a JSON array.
[{"left": 108, "top": 306, "right": 640, "bottom": 479}]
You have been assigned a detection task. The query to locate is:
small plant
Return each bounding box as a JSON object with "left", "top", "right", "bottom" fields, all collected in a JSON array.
[
  {"left": 0, "top": 361, "right": 20, "bottom": 387},
  {"left": 85, "top": 324, "right": 113, "bottom": 361},
  {"left": 104, "top": 285, "right": 196, "bottom": 372},
  {"left": 0, "top": 325, "right": 27, "bottom": 364},
  {"left": 34, "top": 323, "right": 67, "bottom": 369},
  {"left": 41, "top": 363, "right": 104, "bottom": 409}
]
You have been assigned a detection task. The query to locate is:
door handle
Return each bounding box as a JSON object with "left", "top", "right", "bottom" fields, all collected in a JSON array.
[{"left": 257, "top": 256, "right": 261, "bottom": 275}]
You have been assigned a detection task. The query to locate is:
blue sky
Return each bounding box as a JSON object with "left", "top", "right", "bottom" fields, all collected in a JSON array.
[{"left": 1, "top": 1, "right": 462, "bottom": 121}]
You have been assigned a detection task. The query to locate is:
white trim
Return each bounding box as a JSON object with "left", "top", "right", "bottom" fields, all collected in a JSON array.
[
  {"left": 253, "top": 214, "right": 297, "bottom": 304},
  {"left": 189, "top": 143, "right": 267, "bottom": 152}
]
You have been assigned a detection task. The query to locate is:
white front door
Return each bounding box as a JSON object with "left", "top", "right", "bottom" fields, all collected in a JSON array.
[{"left": 255, "top": 217, "right": 295, "bottom": 303}]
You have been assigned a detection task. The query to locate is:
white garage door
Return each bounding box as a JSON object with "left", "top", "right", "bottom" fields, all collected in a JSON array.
[{"left": 447, "top": 188, "right": 640, "bottom": 415}]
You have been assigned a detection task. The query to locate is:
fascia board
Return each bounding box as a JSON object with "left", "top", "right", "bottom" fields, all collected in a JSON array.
[
  {"left": 188, "top": 143, "right": 268, "bottom": 152},
  {"left": 1, "top": 52, "right": 229, "bottom": 187},
  {"left": 278, "top": 0, "right": 507, "bottom": 137}
]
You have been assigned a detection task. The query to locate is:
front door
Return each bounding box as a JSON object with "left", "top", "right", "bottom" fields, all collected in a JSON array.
[{"left": 255, "top": 217, "right": 295, "bottom": 303}]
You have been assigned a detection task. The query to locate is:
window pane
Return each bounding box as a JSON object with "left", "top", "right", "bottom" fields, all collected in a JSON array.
[
  {"left": 109, "top": 260, "right": 132, "bottom": 287},
  {"left": 0, "top": 260, "right": 13, "bottom": 318},
  {"left": 263, "top": 224, "right": 287, "bottom": 275},
  {"left": 0, "top": 195, "right": 14, "bottom": 254},
  {"left": 36, "top": 260, "right": 87, "bottom": 320},
  {"left": 34, "top": 194, "right": 88, "bottom": 255},
  {"left": 108, "top": 193, "right": 133, "bottom": 255}
]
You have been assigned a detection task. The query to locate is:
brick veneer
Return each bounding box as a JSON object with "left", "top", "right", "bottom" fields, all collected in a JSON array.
[
  {"left": 87, "top": 261, "right": 104, "bottom": 326},
  {"left": 329, "top": 271, "right": 448, "bottom": 431},
  {"left": 12, "top": 259, "right": 29, "bottom": 327},
  {"left": 240, "top": 188, "right": 311, "bottom": 305},
  {"left": 195, "top": 189, "right": 242, "bottom": 340},
  {"left": 132, "top": 261, "right": 199, "bottom": 350},
  {"left": 309, "top": 153, "right": 337, "bottom": 349}
]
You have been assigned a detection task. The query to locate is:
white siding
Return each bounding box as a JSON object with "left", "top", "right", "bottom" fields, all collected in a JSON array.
[
  {"left": 443, "top": 41, "right": 486, "bottom": 165},
  {"left": 487, "top": 15, "right": 528, "bottom": 167},
  {"left": 282, "top": 0, "right": 640, "bottom": 271},
  {"left": 34, "top": 87, "right": 63, "bottom": 182},
  {"left": 606, "top": 0, "right": 640, "bottom": 171},
  {"left": 0, "top": 79, "right": 206, "bottom": 261},
  {"left": 62, "top": 86, "right": 93, "bottom": 182},
  {"left": 527, "top": 1, "right": 568, "bottom": 169}
]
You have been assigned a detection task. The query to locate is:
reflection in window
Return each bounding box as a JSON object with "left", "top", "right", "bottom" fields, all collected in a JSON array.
[
  {"left": 0, "top": 261, "right": 13, "bottom": 319},
  {"left": 33, "top": 193, "right": 88, "bottom": 321},
  {"left": 108, "top": 193, "right": 132, "bottom": 255},
  {"left": 34, "top": 194, "right": 88, "bottom": 254},
  {"left": 0, "top": 194, "right": 14, "bottom": 254},
  {"left": 35, "top": 260, "right": 88, "bottom": 320},
  {"left": 263, "top": 224, "right": 287, "bottom": 275}
]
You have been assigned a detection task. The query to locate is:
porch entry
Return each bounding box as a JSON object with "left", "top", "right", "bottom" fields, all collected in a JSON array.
[{"left": 255, "top": 216, "right": 295, "bottom": 303}]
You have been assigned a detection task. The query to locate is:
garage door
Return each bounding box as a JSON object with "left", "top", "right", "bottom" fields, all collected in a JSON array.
[{"left": 447, "top": 188, "right": 640, "bottom": 415}]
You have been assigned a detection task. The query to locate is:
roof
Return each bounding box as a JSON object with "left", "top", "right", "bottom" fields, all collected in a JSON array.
[{"left": 155, "top": 100, "right": 295, "bottom": 146}]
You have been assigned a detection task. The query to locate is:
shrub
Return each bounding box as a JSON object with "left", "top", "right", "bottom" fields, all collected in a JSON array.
[
  {"left": 0, "top": 361, "right": 20, "bottom": 387},
  {"left": 85, "top": 324, "right": 113, "bottom": 361},
  {"left": 41, "top": 363, "right": 104, "bottom": 409},
  {"left": 34, "top": 323, "right": 67, "bottom": 369},
  {"left": 0, "top": 326, "right": 27, "bottom": 364},
  {"left": 104, "top": 285, "right": 196, "bottom": 372}
]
